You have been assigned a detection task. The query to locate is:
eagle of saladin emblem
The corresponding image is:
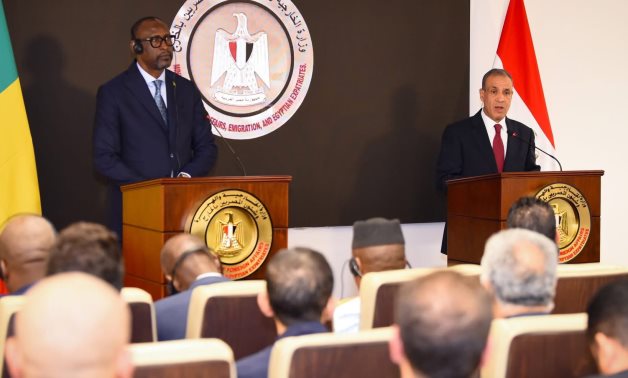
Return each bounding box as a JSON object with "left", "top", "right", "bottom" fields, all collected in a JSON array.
[
  {"left": 536, "top": 183, "right": 591, "bottom": 263},
  {"left": 188, "top": 190, "right": 273, "bottom": 279}
]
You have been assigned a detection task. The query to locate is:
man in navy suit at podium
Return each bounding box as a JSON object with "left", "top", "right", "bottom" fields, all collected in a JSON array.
[
  {"left": 436, "top": 68, "right": 540, "bottom": 254},
  {"left": 93, "top": 16, "right": 217, "bottom": 238}
]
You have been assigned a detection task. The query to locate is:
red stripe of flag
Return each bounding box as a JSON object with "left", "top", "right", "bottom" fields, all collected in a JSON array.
[{"left": 497, "top": 0, "right": 555, "bottom": 147}]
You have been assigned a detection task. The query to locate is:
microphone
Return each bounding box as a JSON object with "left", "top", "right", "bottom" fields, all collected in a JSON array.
[
  {"left": 210, "top": 122, "right": 248, "bottom": 176},
  {"left": 507, "top": 129, "right": 563, "bottom": 171}
]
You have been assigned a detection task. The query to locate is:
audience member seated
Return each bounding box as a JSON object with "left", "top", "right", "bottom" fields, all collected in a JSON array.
[
  {"left": 236, "top": 247, "right": 334, "bottom": 378},
  {"left": 507, "top": 196, "right": 557, "bottom": 242},
  {"left": 0, "top": 214, "right": 56, "bottom": 295},
  {"left": 46, "top": 222, "right": 124, "bottom": 290},
  {"left": 481, "top": 228, "right": 558, "bottom": 318},
  {"left": 586, "top": 280, "right": 628, "bottom": 377},
  {"left": 334, "top": 218, "right": 406, "bottom": 334},
  {"left": 389, "top": 270, "right": 492, "bottom": 378},
  {"left": 155, "top": 233, "right": 228, "bottom": 341},
  {"left": 4, "top": 272, "right": 133, "bottom": 378}
]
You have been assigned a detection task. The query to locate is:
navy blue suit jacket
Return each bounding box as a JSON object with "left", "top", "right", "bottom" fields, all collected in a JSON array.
[
  {"left": 436, "top": 110, "right": 540, "bottom": 252},
  {"left": 155, "top": 275, "right": 229, "bottom": 341},
  {"left": 93, "top": 62, "right": 217, "bottom": 236},
  {"left": 236, "top": 321, "right": 328, "bottom": 378}
]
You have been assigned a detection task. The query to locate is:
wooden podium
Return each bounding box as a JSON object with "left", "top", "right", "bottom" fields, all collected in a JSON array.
[
  {"left": 447, "top": 171, "right": 603, "bottom": 265},
  {"left": 121, "top": 176, "right": 291, "bottom": 299}
]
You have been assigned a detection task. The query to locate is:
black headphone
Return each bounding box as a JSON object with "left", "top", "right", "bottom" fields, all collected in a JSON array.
[
  {"left": 133, "top": 39, "right": 144, "bottom": 55},
  {"left": 166, "top": 246, "right": 217, "bottom": 295},
  {"left": 348, "top": 257, "right": 412, "bottom": 278}
]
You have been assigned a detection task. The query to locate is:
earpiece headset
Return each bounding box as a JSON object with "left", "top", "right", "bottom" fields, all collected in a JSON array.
[
  {"left": 167, "top": 246, "right": 217, "bottom": 295},
  {"left": 348, "top": 257, "right": 412, "bottom": 278},
  {"left": 133, "top": 39, "right": 144, "bottom": 55},
  {"left": 349, "top": 257, "right": 361, "bottom": 277}
]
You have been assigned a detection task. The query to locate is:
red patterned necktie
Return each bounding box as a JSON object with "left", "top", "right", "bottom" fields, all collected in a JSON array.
[{"left": 493, "top": 124, "right": 504, "bottom": 172}]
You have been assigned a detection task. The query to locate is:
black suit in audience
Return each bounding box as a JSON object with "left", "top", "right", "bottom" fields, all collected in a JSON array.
[{"left": 236, "top": 248, "right": 334, "bottom": 378}]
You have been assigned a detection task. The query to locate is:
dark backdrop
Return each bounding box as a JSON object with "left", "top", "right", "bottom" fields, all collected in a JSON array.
[{"left": 4, "top": 0, "right": 468, "bottom": 229}]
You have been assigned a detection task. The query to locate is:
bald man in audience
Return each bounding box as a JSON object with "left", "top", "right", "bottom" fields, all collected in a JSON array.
[
  {"left": 389, "top": 270, "right": 493, "bottom": 378},
  {"left": 586, "top": 280, "right": 628, "bottom": 377},
  {"left": 47, "top": 222, "right": 124, "bottom": 290},
  {"left": 481, "top": 228, "right": 558, "bottom": 318},
  {"left": 507, "top": 196, "right": 557, "bottom": 242},
  {"left": 155, "top": 233, "right": 228, "bottom": 341},
  {"left": 334, "top": 217, "right": 407, "bottom": 333},
  {"left": 236, "top": 247, "right": 334, "bottom": 378},
  {"left": 5, "top": 272, "right": 133, "bottom": 378},
  {"left": 0, "top": 214, "right": 56, "bottom": 295}
]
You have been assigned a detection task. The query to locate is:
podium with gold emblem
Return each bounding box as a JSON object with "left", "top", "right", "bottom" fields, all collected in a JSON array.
[
  {"left": 446, "top": 170, "right": 603, "bottom": 265},
  {"left": 121, "top": 176, "right": 291, "bottom": 299}
]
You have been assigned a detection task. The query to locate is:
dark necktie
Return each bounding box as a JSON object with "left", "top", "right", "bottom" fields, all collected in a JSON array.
[
  {"left": 493, "top": 124, "right": 504, "bottom": 173},
  {"left": 153, "top": 80, "right": 167, "bottom": 124}
]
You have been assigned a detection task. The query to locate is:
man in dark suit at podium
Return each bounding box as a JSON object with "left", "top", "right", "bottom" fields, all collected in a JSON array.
[
  {"left": 93, "top": 16, "right": 217, "bottom": 238},
  {"left": 436, "top": 68, "right": 540, "bottom": 253}
]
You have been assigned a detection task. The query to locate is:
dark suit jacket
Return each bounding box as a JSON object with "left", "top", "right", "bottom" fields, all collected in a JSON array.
[
  {"left": 236, "top": 321, "right": 328, "bottom": 378},
  {"left": 154, "top": 275, "right": 229, "bottom": 341},
  {"left": 436, "top": 110, "right": 540, "bottom": 252},
  {"left": 93, "top": 62, "right": 217, "bottom": 236}
]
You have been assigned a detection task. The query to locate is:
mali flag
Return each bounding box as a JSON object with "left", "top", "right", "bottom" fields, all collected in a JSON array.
[{"left": 0, "top": 3, "right": 41, "bottom": 227}]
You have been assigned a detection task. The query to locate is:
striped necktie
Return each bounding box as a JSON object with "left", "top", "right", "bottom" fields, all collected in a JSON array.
[{"left": 153, "top": 80, "right": 167, "bottom": 124}]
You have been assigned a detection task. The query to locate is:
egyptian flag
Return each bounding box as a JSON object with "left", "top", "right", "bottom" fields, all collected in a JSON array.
[
  {"left": 0, "top": 2, "right": 41, "bottom": 228},
  {"left": 472, "top": 0, "right": 559, "bottom": 171}
]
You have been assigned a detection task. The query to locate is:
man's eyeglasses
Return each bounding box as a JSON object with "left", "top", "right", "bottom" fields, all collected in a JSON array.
[{"left": 136, "top": 34, "right": 175, "bottom": 48}]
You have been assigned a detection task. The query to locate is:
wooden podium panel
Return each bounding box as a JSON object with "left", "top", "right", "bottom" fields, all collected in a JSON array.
[
  {"left": 121, "top": 176, "right": 291, "bottom": 299},
  {"left": 447, "top": 171, "right": 603, "bottom": 265}
]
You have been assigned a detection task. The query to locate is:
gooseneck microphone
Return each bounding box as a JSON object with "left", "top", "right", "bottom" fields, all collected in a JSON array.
[
  {"left": 507, "top": 129, "right": 563, "bottom": 171},
  {"left": 210, "top": 123, "right": 248, "bottom": 176}
]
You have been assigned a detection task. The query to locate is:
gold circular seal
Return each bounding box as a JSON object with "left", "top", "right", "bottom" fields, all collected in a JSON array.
[
  {"left": 535, "top": 183, "right": 591, "bottom": 263},
  {"left": 188, "top": 190, "right": 273, "bottom": 279}
]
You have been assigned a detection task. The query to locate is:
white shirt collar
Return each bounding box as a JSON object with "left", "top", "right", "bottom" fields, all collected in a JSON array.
[
  {"left": 481, "top": 108, "right": 508, "bottom": 153},
  {"left": 481, "top": 108, "right": 505, "bottom": 128},
  {"left": 195, "top": 272, "right": 223, "bottom": 281},
  {"left": 136, "top": 62, "right": 167, "bottom": 105}
]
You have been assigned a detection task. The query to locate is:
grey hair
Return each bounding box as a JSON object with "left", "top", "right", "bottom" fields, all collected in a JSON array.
[{"left": 481, "top": 229, "right": 558, "bottom": 307}]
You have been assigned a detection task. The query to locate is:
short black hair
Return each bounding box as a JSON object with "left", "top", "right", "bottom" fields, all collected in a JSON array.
[
  {"left": 507, "top": 196, "right": 557, "bottom": 241},
  {"left": 587, "top": 279, "right": 628, "bottom": 347},
  {"left": 265, "top": 247, "right": 333, "bottom": 326},
  {"left": 482, "top": 68, "right": 513, "bottom": 89},
  {"left": 396, "top": 271, "right": 493, "bottom": 378},
  {"left": 47, "top": 222, "right": 124, "bottom": 290},
  {"left": 130, "top": 16, "right": 164, "bottom": 39}
]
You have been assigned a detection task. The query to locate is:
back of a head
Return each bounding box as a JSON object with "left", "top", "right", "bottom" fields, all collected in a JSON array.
[
  {"left": 352, "top": 218, "right": 406, "bottom": 273},
  {"left": 0, "top": 214, "right": 56, "bottom": 291},
  {"left": 160, "top": 233, "right": 222, "bottom": 292},
  {"left": 395, "top": 271, "right": 493, "bottom": 378},
  {"left": 507, "top": 197, "right": 557, "bottom": 241},
  {"left": 47, "top": 222, "right": 123, "bottom": 290},
  {"left": 266, "top": 247, "right": 333, "bottom": 326},
  {"left": 6, "top": 272, "right": 131, "bottom": 378},
  {"left": 587, "top": 279, "right": 628, "bottom": 349},
  {"left": 160, "top": 233, "right": 221, "bottom": 275},
  {"left": 481, "top": 228, "right": 558, "bottom": 309}
]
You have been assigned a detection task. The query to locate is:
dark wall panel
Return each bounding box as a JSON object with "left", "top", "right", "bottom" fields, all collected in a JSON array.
[{"left": 4, "top": 0, "right": 468, "bottom": 229}]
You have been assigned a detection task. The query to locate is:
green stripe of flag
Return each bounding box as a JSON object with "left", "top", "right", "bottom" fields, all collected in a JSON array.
[{"left": 0, "top": 2, "right": 18, "bottom": 93}]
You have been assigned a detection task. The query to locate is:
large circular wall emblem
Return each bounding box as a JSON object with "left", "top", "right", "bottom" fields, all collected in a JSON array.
[
  {"left": 536, "top": 183, "right": 591, "bottom": 263},
  {"left": 188, "top": 190, "right": 273, "bottom": 279},
  {"left": 171, "top": 0, "right": 313, "bottom": 139}
]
